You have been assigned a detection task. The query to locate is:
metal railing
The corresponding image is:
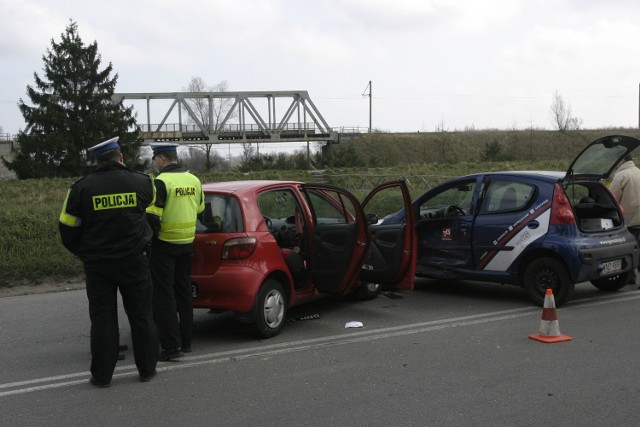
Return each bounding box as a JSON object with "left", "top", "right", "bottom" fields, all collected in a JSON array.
[
  {"left": 138, "top": 122, "right": 321, "bottom": 133},
  {"left": 333, "top": 127, "right": 369, "bottom": 134},
  {"left": 320, "top": 171, "right": 453, "bottom": 195}
]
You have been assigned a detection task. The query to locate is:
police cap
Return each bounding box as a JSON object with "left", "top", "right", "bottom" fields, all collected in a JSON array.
[
  {"left": 88, "top": 137, "right": 120, "bottom": 156},
  {"left": 150, "top": 143, "right": 179, "bottom": 158}
]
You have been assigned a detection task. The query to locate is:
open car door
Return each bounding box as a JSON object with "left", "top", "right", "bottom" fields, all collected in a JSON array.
[
  {"left": 361, "top": 180, "right": 416, "bottom": 290},
  {"left": 301, "top": 184, "right": 369, "bottom": 295}
]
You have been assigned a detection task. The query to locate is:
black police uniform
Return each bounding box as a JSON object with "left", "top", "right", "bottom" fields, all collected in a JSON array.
[{"left": 59, "top": 161, "right": 158, "bottom": 385}]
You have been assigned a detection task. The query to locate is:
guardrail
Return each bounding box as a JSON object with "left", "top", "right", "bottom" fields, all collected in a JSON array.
[
  {"left": 317, "top": 171, "right": 453, "bottom": 195},
  {"left": 333, "top": 127, "right": 370, "bottom": 134}
]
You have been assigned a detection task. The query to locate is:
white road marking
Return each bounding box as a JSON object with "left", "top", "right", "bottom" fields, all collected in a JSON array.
[{"left": 2, "top": 292, "right": 639, "bottom": 397}]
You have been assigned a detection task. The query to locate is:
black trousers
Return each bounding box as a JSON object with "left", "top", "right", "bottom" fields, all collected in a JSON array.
[
  {"left": 84, "top": 253, "right": 158, "bottom": 384},
  {"left": 151, "top": 240, "right": 194, "bottom": 351}
]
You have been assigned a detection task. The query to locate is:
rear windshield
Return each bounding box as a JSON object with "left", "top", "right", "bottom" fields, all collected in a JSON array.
[{"left": 196, "top": 195, "right": 243, "bottom": 233}]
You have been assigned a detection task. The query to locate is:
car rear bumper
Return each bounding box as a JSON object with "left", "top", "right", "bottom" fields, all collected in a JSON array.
[
  {"left": 191, "top": 266, "right": 265, "bottom": 312},
  {"left": 576, "top": 239, "right": 638, "bottom": 280},
  {"left": 579, "top": 240, "right": 637, "bottom": 263}
]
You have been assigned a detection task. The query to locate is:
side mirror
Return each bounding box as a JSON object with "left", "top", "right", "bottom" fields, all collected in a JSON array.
[{"left": 365, "top": 213, "right": 379, "bottom": 225}]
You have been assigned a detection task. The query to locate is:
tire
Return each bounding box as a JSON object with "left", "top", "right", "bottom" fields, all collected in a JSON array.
[
  {"left": 590, "top": 271, "right": 631, "bottom": 291},
  {"left": 523, "top": 257, "right": 574, "bottom": 307},
  {"left": 254, "top": 279, "right": 287, "bottom": 338},
  {"left": 352, "top": 282, "right": 381, "bottom": 301}
]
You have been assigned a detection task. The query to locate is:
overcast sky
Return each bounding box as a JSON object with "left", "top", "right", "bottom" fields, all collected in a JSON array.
[{"left": 2, "top": 0, "right": 640, "bottom": 139}]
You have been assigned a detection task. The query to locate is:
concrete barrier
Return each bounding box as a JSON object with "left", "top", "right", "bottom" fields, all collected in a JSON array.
[
  {"left": 0, "top": 140, "right": 13, "bottom": 154},
  {"left": 0, "top": 142, "right": 16, "bottom": 180}
]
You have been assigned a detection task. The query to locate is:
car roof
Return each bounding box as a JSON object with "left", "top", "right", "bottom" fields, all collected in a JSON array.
[
  {"left": 201, "top": 180, "right": 303, "bottom": 195},
  {"left": 490, "top": 170, "right": 564, "bottom": 179},
  {"left": 459, "top": 170, "right": 564, "bottom": 182}
]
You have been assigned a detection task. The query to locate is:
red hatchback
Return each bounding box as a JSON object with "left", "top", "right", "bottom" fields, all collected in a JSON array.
[{"left": 190, "top": 180, "right": 416, "bottom": 337}]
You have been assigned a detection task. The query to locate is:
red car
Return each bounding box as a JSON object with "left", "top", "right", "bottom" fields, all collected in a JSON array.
[{"left": 190, "top": 180, "right": 416, "bottom": 337}]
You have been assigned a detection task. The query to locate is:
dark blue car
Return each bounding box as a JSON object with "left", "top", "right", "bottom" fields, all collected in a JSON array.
[{"left": 383, "top": 135, "right": 640, "bottom": 306}]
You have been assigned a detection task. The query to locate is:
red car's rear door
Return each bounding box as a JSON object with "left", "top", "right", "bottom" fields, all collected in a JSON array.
[{"left": 361, "top": 180, "right": 416, "bottom": 290}]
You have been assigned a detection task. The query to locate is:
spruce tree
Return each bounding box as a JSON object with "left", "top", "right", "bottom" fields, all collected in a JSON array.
[{"left": 4, "top": 20, "right": 141, "bottom": 179}]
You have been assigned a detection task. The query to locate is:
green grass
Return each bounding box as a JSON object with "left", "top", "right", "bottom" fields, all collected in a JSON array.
[
  {"left": 3, "top": 128, "right": 639, "bottom": 288},
  {"left": 0, "top": 178, "right": 83, "bottom": 284}
]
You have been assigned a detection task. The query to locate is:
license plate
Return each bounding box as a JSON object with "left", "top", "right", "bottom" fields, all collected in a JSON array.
[{"left": 601, "top": 259, "right": 622, "bottom": 275}]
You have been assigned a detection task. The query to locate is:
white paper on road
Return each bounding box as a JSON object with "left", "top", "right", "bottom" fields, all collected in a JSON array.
[{"left": 345, "top": 321, "right": 364, "bottom": 328}]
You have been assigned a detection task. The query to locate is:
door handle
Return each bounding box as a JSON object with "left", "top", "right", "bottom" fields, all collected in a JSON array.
[{"left": 528, "top": 221, "right": 540, "bottom": 229}]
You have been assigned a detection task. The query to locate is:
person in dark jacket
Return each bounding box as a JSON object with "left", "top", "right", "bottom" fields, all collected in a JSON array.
[
  {"left": 147, "top": 143, "right": 204, "bottom": 361},
  {"left": 59, "top": 137, "right": 158, "bottom": 387}
]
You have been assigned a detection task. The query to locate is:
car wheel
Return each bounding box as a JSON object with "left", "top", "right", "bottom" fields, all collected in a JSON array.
[
  {"left": 590, "top": 271, "right": 631, "bottom": 291},
  {"left": 254, "top": 279, "right": 286, "bottom": 338},
  {"left": 523, "top": 257, "right": 574, "bottom": 307},
  {"left": 352, "top": 282, "right": 381, "bottom": 300}
]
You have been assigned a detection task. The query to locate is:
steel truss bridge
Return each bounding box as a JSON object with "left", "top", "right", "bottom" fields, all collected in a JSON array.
[{"left": 112, "top": 91, "right": 339, "bottom": 144}]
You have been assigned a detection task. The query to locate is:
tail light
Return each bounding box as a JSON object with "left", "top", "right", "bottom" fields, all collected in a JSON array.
[
  {"left": 550, "top": 183, "right": 576, "bottom": 225},
  {"left": 617, "top": 203, "right": 625, "bottom": 218},
  {"left": 222, "top": 237, "right": 257, "bottom": 260}
]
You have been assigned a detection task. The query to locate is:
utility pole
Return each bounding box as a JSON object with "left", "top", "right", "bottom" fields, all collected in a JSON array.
[{"left": 363, "top": 81, "right": 372, "bottom": 133}]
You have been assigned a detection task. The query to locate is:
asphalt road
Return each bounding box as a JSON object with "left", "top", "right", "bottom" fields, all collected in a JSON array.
[{"left": 2, "top": 278, "right": 640, "bottom": 426}]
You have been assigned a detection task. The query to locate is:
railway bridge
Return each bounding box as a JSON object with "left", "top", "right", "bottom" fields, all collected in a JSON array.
[{"left": 112, "top": 90, "right": 344, "bottom": 144}]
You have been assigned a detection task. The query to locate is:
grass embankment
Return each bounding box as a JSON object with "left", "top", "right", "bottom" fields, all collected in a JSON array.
[{"left": 2, "top": 128, "right": 640, "bottom": 288}]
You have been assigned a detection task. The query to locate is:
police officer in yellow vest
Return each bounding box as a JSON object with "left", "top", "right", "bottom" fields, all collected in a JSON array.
[
  {"left": 147, "top": 143, "right": 204, "bottom": 361},
  {"left": 58, "top": 137, "right": 159, "bottom": 387}
]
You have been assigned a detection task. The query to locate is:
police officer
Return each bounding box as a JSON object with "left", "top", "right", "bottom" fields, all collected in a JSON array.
[
  {"left": 59, "top": 137, "right": 158, "bottom": 387},
  {"left": 147, "top": 143, "right": 204, "bottom": 361}
]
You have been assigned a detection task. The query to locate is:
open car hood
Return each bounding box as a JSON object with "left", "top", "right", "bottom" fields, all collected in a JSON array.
[{"left": 564, "top": 134, "right": 640, "bottom": 183}]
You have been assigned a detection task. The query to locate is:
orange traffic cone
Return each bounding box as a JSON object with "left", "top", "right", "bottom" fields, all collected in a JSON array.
[{"left": 528, "top": 288, "right": 572, "bottom": 343}]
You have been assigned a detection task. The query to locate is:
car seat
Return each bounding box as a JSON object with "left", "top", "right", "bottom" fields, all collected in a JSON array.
[
  {"left": 281, "top": 248, "right": 307, "bottom": 290},
  {"left": 223, "top": 202, "right": 241, "bottom": 232},
  {"left": 499, "top": 188, "right": 518, "bottom": 210},
  {"left": 202, "top": 207, "right": 222, "bottom": 232}
]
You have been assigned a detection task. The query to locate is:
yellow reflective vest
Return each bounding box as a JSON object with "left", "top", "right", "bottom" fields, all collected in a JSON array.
[{"left": 147, "top": 166, "right": 205, "bottom": 244}]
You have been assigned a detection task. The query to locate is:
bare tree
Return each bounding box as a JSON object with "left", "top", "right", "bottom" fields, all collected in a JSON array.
[
  {"left": 185, "top": 76, "right": 210, "bottom": 127},
  {"left": 549, "top": 90, "right": 582, "bottom": 132},
  {"left": 241, "top": 141, "right": 255, "bottom": 163},
  {"left": 183, "top": 77, "right": 237, "bottom": 171},
  {"left": 180, "top": 146, "right": 227, "bottom": 172}
]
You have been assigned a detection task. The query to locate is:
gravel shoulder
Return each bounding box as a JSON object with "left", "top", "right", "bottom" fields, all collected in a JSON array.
[{"left": 0, "top": 276, "right": 85, "bottom": 298}]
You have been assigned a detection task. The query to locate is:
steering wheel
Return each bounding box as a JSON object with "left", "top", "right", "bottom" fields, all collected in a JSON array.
[
  {"left": 445, "top": 205, "right": 465, "bottom": 218},
  {"left": 263, "top": 216, "right": 273, "bottom": 232}
]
